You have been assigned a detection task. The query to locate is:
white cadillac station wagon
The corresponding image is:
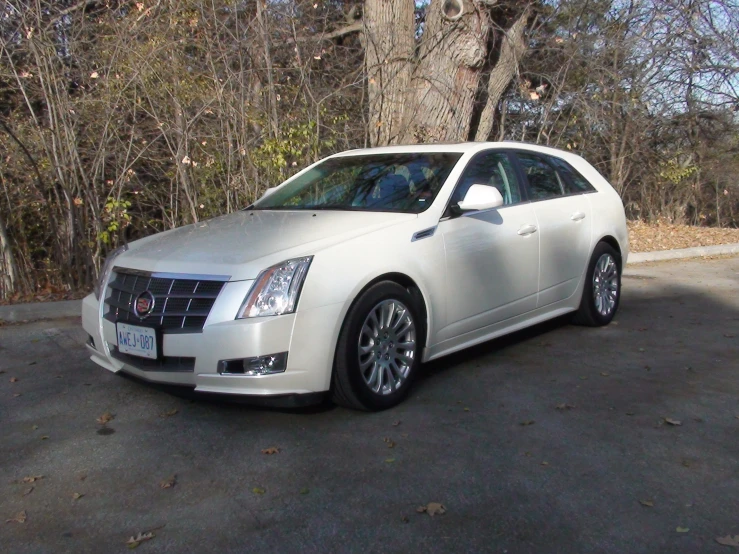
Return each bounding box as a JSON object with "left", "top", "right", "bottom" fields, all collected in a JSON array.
[{"left": 82, "top": 142, "right": 628, "bottom": 411}]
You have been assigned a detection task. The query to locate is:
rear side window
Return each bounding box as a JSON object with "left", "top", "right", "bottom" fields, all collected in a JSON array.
[
  {"left": 547, "top": 157, "right": 596, "bottom": 194},
  {"left": 516, "top": 153, "right": 563, "bottom": 200},
  {"left": 451, "top": 151, "right": 522, "bottom": 207}
]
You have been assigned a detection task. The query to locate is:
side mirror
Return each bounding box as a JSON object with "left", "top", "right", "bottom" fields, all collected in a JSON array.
[{"left": 457, "top": 185, "right": 504, "bottom": 211}]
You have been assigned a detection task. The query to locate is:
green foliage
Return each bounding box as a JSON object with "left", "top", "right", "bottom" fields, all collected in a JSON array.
[
  {"left": 100, "top": 200, "right": 132, "bottom": 245},
  {"left": 658, "top": 161, "right": 698, "bottom": 186}
]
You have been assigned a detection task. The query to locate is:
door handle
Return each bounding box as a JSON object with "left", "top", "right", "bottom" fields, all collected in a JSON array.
[
  {"left": 517, "top": 224, "right": 538, "bottom": 236},
  {"left": 571, "top": 211, "right": 586, "bottom": 221}
]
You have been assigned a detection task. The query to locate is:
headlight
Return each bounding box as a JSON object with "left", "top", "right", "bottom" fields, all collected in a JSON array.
[
  {"left": 237, "top": 256, "right": 313, "bottom": 318},
  {"left": 94, "top": 244, "right": 128, "bottom": 300}
]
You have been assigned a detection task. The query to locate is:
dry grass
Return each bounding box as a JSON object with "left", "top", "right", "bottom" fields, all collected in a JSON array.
[{"left": 628, "top": 220, "right": 739, "bottom": 253}]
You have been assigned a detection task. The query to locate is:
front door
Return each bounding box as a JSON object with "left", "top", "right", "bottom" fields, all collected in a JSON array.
[{"left": 437, "top": 151, "right": 539, "bottom": 343}]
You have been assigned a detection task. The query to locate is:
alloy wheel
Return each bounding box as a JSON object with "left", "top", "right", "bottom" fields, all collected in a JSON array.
[
  {"left": 358, "top": 299, "right": 417, "bottom": 395},
  {"left": 592, "top": 253, "right": 619, "bottom": 316}
]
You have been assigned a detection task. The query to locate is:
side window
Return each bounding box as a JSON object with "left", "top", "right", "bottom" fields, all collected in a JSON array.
[
  {"left": 547, "top": 157, "right": 596, "bottom": 194},
  {"left": 516, "top": 153, "right": 564, "bottom": 200},
  {"left": 451, "top": 152, "right": 522, "bottom": 207}
]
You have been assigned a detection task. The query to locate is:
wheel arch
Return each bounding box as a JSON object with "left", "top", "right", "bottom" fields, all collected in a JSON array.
[
  {"left": 344, "top": 272, "right": 430, "bottom": 344},
  {"left": 596, "top": 235, "right": 623, "bottom": 262}
]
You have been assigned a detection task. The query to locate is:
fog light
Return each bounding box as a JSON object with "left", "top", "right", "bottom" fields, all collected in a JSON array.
[{"left": 218, "top": 352, "right": 288, "bottom": 376}]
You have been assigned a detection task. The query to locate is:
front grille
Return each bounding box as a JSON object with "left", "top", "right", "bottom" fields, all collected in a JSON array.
[
  {"left": 110, "top": 346, "right": 195, "bottom": 372},
  {"left": 104, "top": 270, "right": 226, "bottom": 334}
]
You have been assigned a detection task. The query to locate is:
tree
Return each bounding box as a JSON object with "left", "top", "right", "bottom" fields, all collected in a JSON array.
[{"left": 364, "top": 0, "right": 532, "bottom": 145}]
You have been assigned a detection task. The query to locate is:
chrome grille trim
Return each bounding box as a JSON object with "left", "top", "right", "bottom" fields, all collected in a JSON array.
[{"left": 104, "top": 269, "right": 228, "bottom": 334}]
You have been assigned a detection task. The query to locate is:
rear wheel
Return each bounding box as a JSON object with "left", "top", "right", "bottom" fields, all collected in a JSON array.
[
  {"left": 572, "top": 242, "right": 621, "bottom": 326},
  {"left": 332, "top": 282, "right": 424, "bottom": 411}
]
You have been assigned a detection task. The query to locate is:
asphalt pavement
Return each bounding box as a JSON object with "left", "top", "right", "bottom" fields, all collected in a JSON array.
[{"left": 1, "top": 256, "right": 737, "bottom": 553}]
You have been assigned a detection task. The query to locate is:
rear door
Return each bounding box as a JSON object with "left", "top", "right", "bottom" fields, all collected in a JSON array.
[{"left": 514, "top": 152, "right": 593, "bottom": 308}]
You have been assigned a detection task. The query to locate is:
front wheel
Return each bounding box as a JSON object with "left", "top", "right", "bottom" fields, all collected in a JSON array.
[
  {"left": 572, "top": 242, "right": 622, "bottom": 327},
  {"left": 332, "top": 282, "right": 424, "bottom": 411}
]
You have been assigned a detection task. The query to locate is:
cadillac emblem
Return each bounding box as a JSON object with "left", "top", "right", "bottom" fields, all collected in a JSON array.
[{"left": 133, "top": 291, "right": 155, "bottom": 318}]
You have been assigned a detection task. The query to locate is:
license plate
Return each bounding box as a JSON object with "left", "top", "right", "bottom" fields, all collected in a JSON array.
[{"left": 116, "top": 322, "right": 159, "bottom": 359}]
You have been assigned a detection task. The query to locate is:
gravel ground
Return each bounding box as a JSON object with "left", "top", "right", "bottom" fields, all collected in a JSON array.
[{"left": 1, "top": 256, "right": 738, "bottom": 553}]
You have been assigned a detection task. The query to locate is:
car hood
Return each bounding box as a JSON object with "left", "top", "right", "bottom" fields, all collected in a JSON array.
[{"left": 115, "top": 210, "right": 416, "bottom": 280}]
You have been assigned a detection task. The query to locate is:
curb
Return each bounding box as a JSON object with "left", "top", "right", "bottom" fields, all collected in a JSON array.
[
  {"left": 0, "top": 299, "right": 82, "bottom": 324},
  {"left": 627, "top": 242, "right": 739, "bottom": 264}
]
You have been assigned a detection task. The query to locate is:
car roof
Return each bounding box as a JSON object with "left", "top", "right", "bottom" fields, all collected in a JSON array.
[{"left": 332, "top": 141, "right": 585, "bottom": 163}]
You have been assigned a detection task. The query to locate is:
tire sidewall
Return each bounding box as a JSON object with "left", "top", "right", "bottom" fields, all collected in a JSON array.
[{"left": 337, "top": 282, "right": 425, "bottom": 411}]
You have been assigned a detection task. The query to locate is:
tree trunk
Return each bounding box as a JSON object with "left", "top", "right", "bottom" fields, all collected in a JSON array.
[
  {"left": 474, "top": 8, "right": 529, "bottom": 141},
  {"left": 364, "top": 0, "right": 415, "bottom": 145},
  {"left": 0, "top": 212, "right": 18, "bottom": 299},
  {"left": 400, "top": 0, "right": 490, "bottom": 142},
  {"left": 364, "top": 0, "right": 530, "bottom": 146}
]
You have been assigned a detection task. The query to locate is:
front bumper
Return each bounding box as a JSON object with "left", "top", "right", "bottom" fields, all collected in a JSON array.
[{"left": 81, "top": 283, "right": 344, "bottom": 397}]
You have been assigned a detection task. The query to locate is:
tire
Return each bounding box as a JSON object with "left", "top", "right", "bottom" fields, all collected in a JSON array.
[
  {"left": 572, "top": 242, "right": 622, "bottom": 327},
  {"left": 332, "top": 281, "right": 425, "bottom": 411}
]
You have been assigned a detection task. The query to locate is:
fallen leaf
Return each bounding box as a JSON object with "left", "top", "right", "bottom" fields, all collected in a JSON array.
[
  {"left": 639, "top": 500, "right": 654, "bottom": 507},
  {"left": 391, "top": 421, "right": 401, "bottom": 427},
  {"left": 463, "top": 407, "right": 470, "bottom": 412},
  {"left": 715, "top": 535, "right": 739, "bottom": 547},
  {"left": 416, "top": 502, "right": 446, "bottom": 516},
  {"left": 252, "top": 487, "right": 266, "bottom": 495},
  {"left": 600, "top": 372, "right": 610, "bottom": 376},
  {"left": 40, "top": 435, "right": 49, "bottom": 440},
  {"left": 676, "top": 527, "right": 690, "bottom": 533},
  {"left": 384, "top": 458, "right": 396, "bottom": 463},
  {"left": 724, "top": 334, "right": 735, "bottom": 338},
  {"left": 6, "top": 510, "right": 27, "bottom": 523},
  {"left": 520, "top": 420, "right": 536, "bottom": 426},
  {"left": 299, "top": 488, "right": 310, "bottom": 495},
  {"left": 541, "top": 461, "right": 549, "bottom": 466},
  {"left": 401, "top": 515, "right": 409, "bottom": 523},
  {"left": 664, "top": 418, "right": 682, "bottom": 426},
  {"left": 10, "top": 377, "right": 18, "bottom": 383},
  {"left": 126, "top": 531, "right": 155, "bottom": 548},
  {"left": 31, "top": 425, "right": 38, "bottom": 430},
  {"left": 96, "top": 412, "right": 114, "bottom": 425},
  {"left": 556, "top": 403, "right": 576, "bottom": 410},
  {"left": 160, "top": 409, "right": 178, "bottom": 418},
  {"left": 159, "top": 475, "right": 176, "bottom": 489},
  {"left": 383, "top": 437, "right": 395, "bottom": 448},
  {"left": 72, "top": 492, "right": 84, "bottom": 500},
  {"left": 579, "top": 376, "right": 589, "bottom": 380},
  {"left": 22, "top": 487, "right": 34, "bottom": 496},
  {"left": 13, "top": 393, "right": 21, "bottom": 397},
  {"left": 22, "top": 475, "right": 44, "bottom": 483},
  {"left": 261, "top": 447, "right": 280, "bottom": 455},
  {"left": 638, "top": 327, "right": 648, "bottom": 331},
  {"left": 626, "top": 412, "right": 635, "bottom": 416}
]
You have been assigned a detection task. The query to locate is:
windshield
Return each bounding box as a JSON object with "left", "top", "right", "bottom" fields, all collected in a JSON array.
[{"left": 252, "top": 153, "right": 463, "bottom": 213}]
